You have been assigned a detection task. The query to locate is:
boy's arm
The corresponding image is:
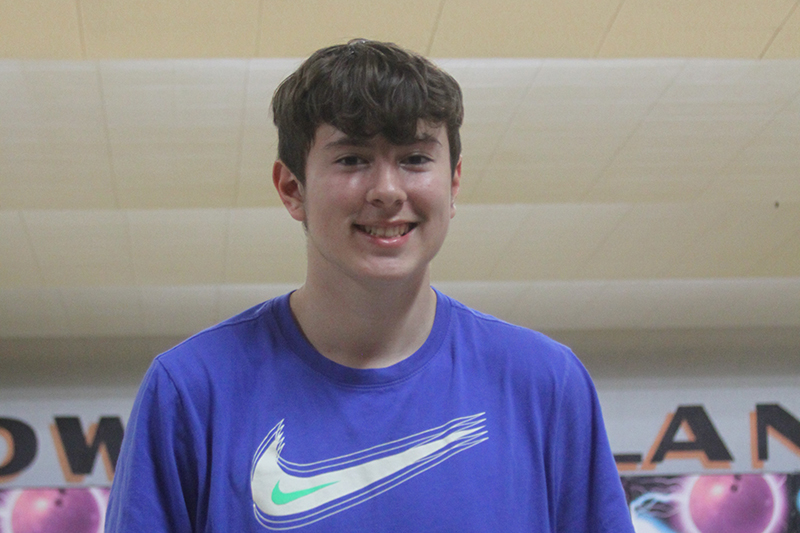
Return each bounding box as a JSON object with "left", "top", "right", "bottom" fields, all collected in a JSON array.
[
  {"left": 105, "top": 360, "right": 196, "bottom": 533},
  {"left": 551, "top": 355, "right": 634, "bottom": 533}
]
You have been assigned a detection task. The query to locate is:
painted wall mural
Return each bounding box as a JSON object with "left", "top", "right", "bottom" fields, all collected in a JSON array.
[
  {"left": 0, "top": 476, "right": 798, "bottom": 532},
  {"left": 0, "top": 488, "right": 109, "bottom": 533},
  {"left": 624, "top": 473, "right": 800, "bottom": 533}
]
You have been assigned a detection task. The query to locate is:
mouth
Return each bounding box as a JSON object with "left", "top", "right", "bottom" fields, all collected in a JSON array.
[{"left": 354, "top": 223, "right": 417, "bottom": 238}]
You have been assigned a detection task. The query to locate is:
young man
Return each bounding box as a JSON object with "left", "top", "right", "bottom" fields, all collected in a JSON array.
[{"left": 106, "top": 40, "right": 634, "bottom": 532}]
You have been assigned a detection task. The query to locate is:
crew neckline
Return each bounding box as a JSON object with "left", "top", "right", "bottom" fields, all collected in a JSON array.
[{"left": 272, "top": 288, "right": 452, "bottom": 387}]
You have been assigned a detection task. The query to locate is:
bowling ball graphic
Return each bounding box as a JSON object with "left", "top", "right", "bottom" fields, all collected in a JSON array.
[
  {"left": 688, "top": 475, "right": 774, "bottom": 533},
  {"left": 10, "top": 488, "right": 101, "bottom": 533}
]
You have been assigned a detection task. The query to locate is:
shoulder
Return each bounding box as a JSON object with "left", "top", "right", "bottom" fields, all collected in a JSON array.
[
  {"left": 156, "top": 295, "right": 283, "bottom": 367},
  {"left": 438, "top": 290, "right": 579, "bottom": 370},
  {"left": 142, "top": 294, "right": 291, "bottom": 400},
  {"left": 435, "top": 290, "right": 592, "bottom": 404}
]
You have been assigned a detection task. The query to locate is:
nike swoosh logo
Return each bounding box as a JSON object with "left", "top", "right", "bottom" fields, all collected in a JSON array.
[
  {"left": 250, "top": 413, "right": 487, "bottom": 530},
  {"left": 271, "top": 479, "right": 338, "bottom": 505}
]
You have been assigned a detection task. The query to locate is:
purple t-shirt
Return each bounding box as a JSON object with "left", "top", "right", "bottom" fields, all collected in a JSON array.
[{"left": 106, "top": 290, "right": 633, "bottom": 532}]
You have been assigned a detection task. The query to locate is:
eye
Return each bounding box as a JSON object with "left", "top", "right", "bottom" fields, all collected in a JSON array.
[
  {"left": 402, "top": 154, "right": 433, "bottom": 167},
  {"left": 336, "top": 155, "right": 366, "bottom": 166}
]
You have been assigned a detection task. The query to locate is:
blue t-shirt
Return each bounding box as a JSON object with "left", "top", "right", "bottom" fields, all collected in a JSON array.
[{"left": 106, "top": 290, "right": 633, "bottom": 532}]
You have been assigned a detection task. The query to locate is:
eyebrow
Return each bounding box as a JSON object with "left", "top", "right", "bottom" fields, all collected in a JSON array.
[
  {"left": 323, "top": 133, "right": 442, "bottom": 150},
  {"left": 324, "top": 136, "right": 371, "bottom": 150}
]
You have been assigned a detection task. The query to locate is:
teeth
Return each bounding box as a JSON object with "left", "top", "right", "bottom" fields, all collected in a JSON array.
[{"left": 362, "top": 224, "right": 410, "bottom": 238}]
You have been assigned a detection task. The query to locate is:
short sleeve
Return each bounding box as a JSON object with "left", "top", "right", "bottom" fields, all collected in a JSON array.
[
  {"left": 105, "top": 359, "right": 197, "bottom": 533},
  {"left": 551, "top": 354, "right": 634, "bottom": 533}
]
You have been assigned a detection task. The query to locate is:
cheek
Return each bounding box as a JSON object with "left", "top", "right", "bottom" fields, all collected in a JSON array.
[
  {"left": 409, "top": 174, "right": 451, "bottom": 201},
  {"left": 304, "top": 191, "right": 358, "bottom": 233},
  {"left": 419, "top": 182, "right": 455, "bottom": 217}
]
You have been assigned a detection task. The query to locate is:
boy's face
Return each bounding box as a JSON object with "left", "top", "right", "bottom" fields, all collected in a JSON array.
[{"left": 274, "top": 122, "right": 461, "bottom": 284}]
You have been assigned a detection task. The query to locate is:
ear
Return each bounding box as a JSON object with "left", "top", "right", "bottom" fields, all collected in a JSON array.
[
  {"left": 450, "top": 156, "right": 462, "bottom": 219},
  {"left": 273, "top": 160, "right": 306, "bottom": 222}
]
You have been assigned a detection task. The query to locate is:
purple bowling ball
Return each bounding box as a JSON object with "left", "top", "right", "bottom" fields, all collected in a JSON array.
[
  {"left": 689, "top": 475, "right": 773, "bottom": 533},
  {"left": 11, "top": 488, "right": 101, "bottom": 533}
]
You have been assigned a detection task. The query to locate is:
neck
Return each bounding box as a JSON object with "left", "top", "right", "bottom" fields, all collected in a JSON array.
[{"left": 289, "top": 266, "right": 437, "bottom": 369}]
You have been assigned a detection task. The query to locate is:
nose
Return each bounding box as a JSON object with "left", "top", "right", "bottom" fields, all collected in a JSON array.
[{"left": 365, "top": 162, "right": 407, "bottom": 208}]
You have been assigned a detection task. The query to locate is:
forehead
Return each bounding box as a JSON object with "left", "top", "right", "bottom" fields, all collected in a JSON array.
[{"left": 311, "top": 123, "right": 448, "bottom": 151}]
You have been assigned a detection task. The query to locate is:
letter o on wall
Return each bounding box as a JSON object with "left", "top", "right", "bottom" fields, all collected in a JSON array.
[{"left": 0, "top": 418, "right": 38, "bottom": 480}]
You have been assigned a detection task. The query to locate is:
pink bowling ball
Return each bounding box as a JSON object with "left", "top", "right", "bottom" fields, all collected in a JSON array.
[
  {"left": 11, "top": 488, "right": 101, "bottom": 533},
  {"left": 689, "top": 475, "right": 773, "bottom": 533}
]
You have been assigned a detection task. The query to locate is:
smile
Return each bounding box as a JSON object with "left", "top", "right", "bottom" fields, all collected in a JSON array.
[{"left": 355, "top": 223, "right": 416, "bottom": 238}]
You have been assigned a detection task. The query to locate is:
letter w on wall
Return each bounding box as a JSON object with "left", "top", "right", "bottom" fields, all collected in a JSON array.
[{"left": 50, "top": 417, "right": 124, "bottom": 483}]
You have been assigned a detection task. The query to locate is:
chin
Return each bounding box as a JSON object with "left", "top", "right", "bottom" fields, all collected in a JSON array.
[{"left": 356, "top": 262, "right": 429, "bottom": 284}]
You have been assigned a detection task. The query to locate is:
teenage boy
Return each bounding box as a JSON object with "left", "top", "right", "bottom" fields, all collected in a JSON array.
[{"left": 106, "top": 40, "right": 634, "bottom": 532}]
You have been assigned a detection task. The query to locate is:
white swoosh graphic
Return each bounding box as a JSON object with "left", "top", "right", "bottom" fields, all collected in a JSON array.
[{"left": 250, "top": 413, "right": 487, "bottom": 530}]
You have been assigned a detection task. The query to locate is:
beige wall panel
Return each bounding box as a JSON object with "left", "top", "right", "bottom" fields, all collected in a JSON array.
[
  {"left": 237, "top": 60, "right": 296, "bottom": 206},
  {"left": 432, "top": 205, "right": 530, "bottom": 280},
  {"left": 258, "top": 0, "right": 440, "bottom": 57},
  {"left": 623, "top": 0, "right": 797, "bottom": 32},
  {"left": 114, "top": 182, "right": 237, "bottom": 209},
  {"left": 217, "top": 284, "right": 297, "bottom": 320},
  {"left": 450, "top": 164, "right": 485, "bottom": 204},
  {"left": 586, "top": 168, "right": 715, "bottom": 204},
  {"left": 140, "top": 286, "right": 218, "bottom": 335},
  {"left": 468, "top": 166, "right": 601, "bottom": 204},
  {"left": 0, "top": 64, "right": 117, "bottom": 208},
  {"left": 0, "top": 164, "right": 118, "bottom": 209},
  {"left": 456, "top": 83, "right": 539, "bottom": 202},
  {"left": 702, "top": 174, "right": 800, "bottom": 203},
  {"left": 571, "top": 280, "right": 797, "bottom": 329},
  {"left": 599, "top": 0, "right": 797, "bottom": 58},
  {"left": 0, "top": 289, "right": 70, "bottom": 336},
  {"left": 737, "top": 133, "right": 800, "bottom": 168},
  {"left": 603, "top": 29, "right": 775, "bottom": 59},
  {"left": 127, "top": 209, "right": 228, "bottom": 284},
  {"left": 752, "top": 228, "right": 800, "bottom": 276},
  {"left": 0, "top": 1, "right": 82, "bottom": 58},
  {"left": 433, "top": 281, "right": 523, "bottom": 320},
  {"left": 0, "top": 212, "right": 44, "bottom": 288},
  {"left": 224, "top": 208, "right": 306, "bottom": 283},
  {"left": 611, "top": 132, "right": 745, "bottom": 170},
  {"left": 430, "top": 0, "right": 621, "bottom": 57},
  {"left": 763, "top": 4, "right": 800, "bottom": 58},
  {"left": 238, "top": 129, "right": 278, "bottom": 207},
  {"left": 635, "top": 201, "right": 731, "bottom": 278},
  {"left": 578, "top": 203, "right": 696, "bottom": 280},
  {"left": 80, "top": 0, "right": 261, "bottom": 58},
  {"left": 494, "top": 127, "right": 626, "bottom": 168},
  {"left": 506, "top": 281, "right": 603, "bottom": 330},
  {"left": 603, "top": 282, "right": 711, "bottom": 329},
  {"left": 659, "top": 60, "right": 800, "bottom": 105},
  {"left": 454, "top": 157, "right": 497, "bottom": 204},
  {"left": 670, "top": 201, "right": 800, "bottom": 278},
  {"left": 572, "top": 281, "right": 670, "bottom": 329},
  {"left": 113, "top": 160, "right": 239, "bottom": 209},
  {"left": 23, "top": 210, "right": 135, "bottom": 287},
  {"left": 489, "top": 203, "right": 630, "bottom": 280},
  {"left": 61, "top": 287, "right": 145, "bottom": 336},
  {"left": 237, "top": 171, "right": 282, "bottom": 207},
  {"left": 109, "top": 136, "right": 240, "bottom": 208}
]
